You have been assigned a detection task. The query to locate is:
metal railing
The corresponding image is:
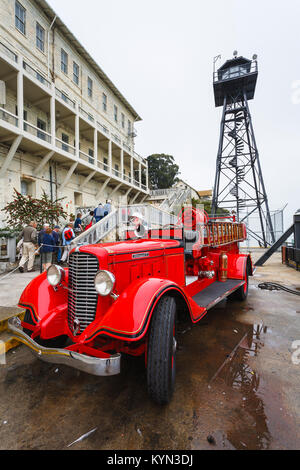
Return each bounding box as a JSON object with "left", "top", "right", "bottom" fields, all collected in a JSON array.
[
  {"left": 134, "top": 151, "right": 147, "bottom": 166},
  {"left": 24, "top": 121, "right": 51, "bottom": 143},
  {"left": 150, "top": 188, "right": 176, "bottom": 198},
  {"left": 55, "top": 88, "right": 76, "bottom": 109},
  {"left": 23, "top": 61, "right": 51, "bottom": 88},
  {"left": 71, "top": 204, "right": 178, "bottom": 247},
  {"left": 0, "top": 41, "right": 18, "bottom": 63},
  {"left": 79, "top": 106, "right": 94, "bottom": 123},
  {"left": 80, "top": 150, "right": 95, "bottom": 165},
  {"left": 112, "top": 133, "right": 121, "bottom": 145},
  {"left": 0, "top": 107, "right": 18, "bottom": 127},
  {"left": 213, "top": 60, "right": 258, "bottom": 83},
  {"left": 55, "top": 138, "right": 76, "bottom": 155},
  {"left": 97, "top": 121, "right": 109, "bottom": 135}
]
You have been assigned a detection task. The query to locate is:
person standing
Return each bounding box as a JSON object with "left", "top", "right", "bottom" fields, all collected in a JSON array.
[
  {"left": 74, "top": 213, "right": 83, "bottom": 235},
  {"left": 103, "top": 200, "right": 112, "bottom": 218},
  {"left": 19, "top": 221, "right": 38, "bottom": 273},
  {"left": 52, "top": 226, "right": 61, "bottom": 263},
  {"left": 40, "top": 227, "right": 55, "bottom": 272},
  {"left": 61, "top": 222, "right": 75, "bottom": 263},
  {"left": 85, "top": 211, "right": 95, "bottom": 231},
  {"left": 94, "top": 203, "right": 104, "bottom": 223}
]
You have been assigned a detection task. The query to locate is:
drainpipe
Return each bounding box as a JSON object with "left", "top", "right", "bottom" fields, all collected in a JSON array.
[{"left": 48, "top": 15, "right": 57, "bottom": 80}]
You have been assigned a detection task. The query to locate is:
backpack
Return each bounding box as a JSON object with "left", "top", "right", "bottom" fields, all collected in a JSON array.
[{"left": 64, "top": 228, "right": 74, "bottom": 241}]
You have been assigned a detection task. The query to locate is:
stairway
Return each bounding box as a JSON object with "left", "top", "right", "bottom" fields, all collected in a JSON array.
[
  {"left": 228, "top": 110, "right": 246, "bottom": 209},
  {"left": 72, "top": 204, "right": 178, "bottom": 247}
]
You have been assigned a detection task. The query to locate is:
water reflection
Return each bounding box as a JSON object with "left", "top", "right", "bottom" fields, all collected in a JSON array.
[{"left": 217, "top": 323, "right": 271, "bottom": 449}]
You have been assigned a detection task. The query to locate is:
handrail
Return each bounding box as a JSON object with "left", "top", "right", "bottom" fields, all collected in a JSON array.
[
  {"left": 0, "top": 41, "right": 18, "bottom": 62},
  {"left": 55, "top": 88, "right": 76, "bottom": 109},
  {"left": 23, "top": 61, "right": 51, "bottom": 88},
  {"left": 24, "top": 121, "right": 51, "bottom": 143},
  {"left": 0, "top": 107, "right": 19, "bottom": 126}
]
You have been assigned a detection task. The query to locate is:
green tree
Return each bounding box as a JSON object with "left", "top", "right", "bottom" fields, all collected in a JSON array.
[
  {"left": 147, "top": 154, "right": 180, "bottom": 189},
  {"left": 2, "top": 190, "right": 68, "bottom": 232}
]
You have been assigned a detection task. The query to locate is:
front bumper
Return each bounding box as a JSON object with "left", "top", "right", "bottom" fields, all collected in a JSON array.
[{"left": 8, "top": 317, "right": 121, "bottom": 376}]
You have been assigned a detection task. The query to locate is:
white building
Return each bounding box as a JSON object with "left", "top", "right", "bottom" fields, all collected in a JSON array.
[{"left": 0, "top": 0, "right": 149, "bottom": 225}]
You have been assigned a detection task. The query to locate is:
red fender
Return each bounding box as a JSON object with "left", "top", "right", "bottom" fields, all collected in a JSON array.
[
  {"left": 80, "top": 278, "right": 198, "bottom": 343},
  {"left": 18, "top": 271, "right": 69, "bottom": 324},
  {"left": 227, "top": 254, "right": 253, "bottom": 280}
]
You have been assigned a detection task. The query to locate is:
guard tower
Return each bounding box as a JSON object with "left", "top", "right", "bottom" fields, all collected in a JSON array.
[{"left": 211, "top": 52, "right": 275, "bottom": 247}]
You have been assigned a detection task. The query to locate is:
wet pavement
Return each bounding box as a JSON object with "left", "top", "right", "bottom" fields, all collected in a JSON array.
[{"left": 0, "top": 253, "right": 299, "bottom": 450}]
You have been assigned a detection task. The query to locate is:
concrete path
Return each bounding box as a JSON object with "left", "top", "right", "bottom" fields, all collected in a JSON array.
[{"left": 0, "top": 270, "right": 38, "bottom": 308}]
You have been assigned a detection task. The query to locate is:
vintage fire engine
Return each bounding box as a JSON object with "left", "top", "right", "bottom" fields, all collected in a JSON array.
[{"left": 9, "top": 208, "right": 252, "bottom": 404}]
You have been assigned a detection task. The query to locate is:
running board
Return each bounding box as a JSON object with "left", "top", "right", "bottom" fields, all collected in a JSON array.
[{"left": 192, "top": 279, "right": 245, "bottom": 310}]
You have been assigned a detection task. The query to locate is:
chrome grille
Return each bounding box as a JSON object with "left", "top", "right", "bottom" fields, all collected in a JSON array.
[{"left": 68, "top": 252, "right": 99, "bottom": 335}]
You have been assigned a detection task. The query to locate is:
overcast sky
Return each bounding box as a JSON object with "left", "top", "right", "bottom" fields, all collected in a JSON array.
[{"left": 48, "top": 0, "right": 300, "bottom": 227}]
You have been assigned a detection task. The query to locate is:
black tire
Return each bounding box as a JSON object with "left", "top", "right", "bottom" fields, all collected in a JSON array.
[
  {"left": 23, "top": 310, "right": 68, "bottom": 349},
  {"left": 147, "top": 296, "right": 177, "bottom": 405},
  {"left": 229, "top": 262, "right": 249, "bottom": 301}
]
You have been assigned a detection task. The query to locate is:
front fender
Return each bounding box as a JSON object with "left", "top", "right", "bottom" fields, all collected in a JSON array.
[
  {"left": 81, "top": 278, "right": 193, "bottom": 343},
  {"left": 19, "top": 271, "right": 68, "bottom": 325}
]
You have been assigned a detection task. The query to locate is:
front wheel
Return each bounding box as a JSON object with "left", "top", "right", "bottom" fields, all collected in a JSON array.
[{"left": 147, "top": 296, "right": 177, "bottom": 405}]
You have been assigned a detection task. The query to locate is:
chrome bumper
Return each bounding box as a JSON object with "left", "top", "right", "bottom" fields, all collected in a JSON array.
[{"left": 8, "top": 317, "right": 121, "bottom": 376}]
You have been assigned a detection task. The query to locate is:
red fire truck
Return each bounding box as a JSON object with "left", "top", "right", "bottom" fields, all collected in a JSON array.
[{"left": 9, "top": 208, "right": 252, "bottom": 404}]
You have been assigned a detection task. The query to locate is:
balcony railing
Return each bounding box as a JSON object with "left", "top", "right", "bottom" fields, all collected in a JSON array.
[
  {"left": 80, "top": 150, "right": 95, "bottom": 165},
  {"left": 97, "top": 160, "right": 109, "bottom": 173},
  {"left": 24, "top": 121, "right": 51, "bottom": 143},
  {"left": 55, "top": 88, "right": 76, "bottom": 109},
  {"left": 79, "top": 106, "right": 94, "bottom": 123},
  {"left": 112, "top": 133, "right": 121, "bottom": 145},
  {"left": 23, "top": 61, "right": 51, "bottom": 88},
  {"left": 213, "top": 60, "right": 258, "bottom": 83},
  {"left": 0, "top": 41, "right": 18, "bottom": 63},
  {"left": 123, "top": 142, "right": 131, "bottom": 153},
  {"left": 134, "top": 151, "right": 147, "bottom": 166},
  {"left": 55, "top": 138, "right": 76, "bottom": 155},
  {"left": 0, "top": 107, "right": 18, "bottom": 127},
  {"left": 97, "top": 121, "right": 109, "bottom": 136}
]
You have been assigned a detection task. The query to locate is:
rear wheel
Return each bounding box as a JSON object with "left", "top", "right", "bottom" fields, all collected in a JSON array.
[
  {"left": 147, "top": 296, "right": 177, "bottom": 405},
  {"left": 23, "top": 310, "right": 68, "bottom": 348},
  {"left": 229, "top": 262, "right": 249, "bottom": 301}
]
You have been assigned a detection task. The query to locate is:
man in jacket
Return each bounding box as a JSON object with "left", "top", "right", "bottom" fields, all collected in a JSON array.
[{"left": 19, "top": 221, "right": 38, "bottom": 273}]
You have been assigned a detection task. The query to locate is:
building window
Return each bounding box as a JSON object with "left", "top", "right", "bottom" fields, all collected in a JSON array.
[
  {"left": 62, "top": 133, "right": 69, "bottom": 152},
  {"left": 102, "top": 93, "right": 107, "bottom": 112},
  {"left": 21, "top": 180, "right": 29, "bottom": 196},
  {"left": 15, "top": 1, "right": 26, "bottom": 35},
  {"left": 88, "top": 149, "right": 94, "bottom": 165},
  {"left": 128, "top": 120, "right": 132, "bottom": 136},
  {"left": 88, "top": 77, "right": 93, "bottom": 98},
  {"left": 114, "top": 164, "right": 119, "bottom": 176},
  {"left": 121, "top": 113, "right": 125, "bottom": 129},
  {"left": 61, "top": 49, "right": 68, "bottom": 74},
  {"left": 103, "top": 157, "right": 108, "bottom": 171},
  {"left": 36, "top": 23, "right": 45, "bottom": 52},
  {"left": 73, "top": 62, "right": 79, "bottom": 85},
  {"left": 114, "top": 105, "right": 118, "bottom": 123},
  {"left": 37, "top": 118, "right": 46, "bottom": 140}
]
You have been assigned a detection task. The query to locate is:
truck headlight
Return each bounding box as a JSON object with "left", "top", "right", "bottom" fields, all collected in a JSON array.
[
  {"left": 47, "top": 265, "right": 65, "bottom": 286},
  {"left": 94, "top": 270, "right": 115, "bottom": 296}
]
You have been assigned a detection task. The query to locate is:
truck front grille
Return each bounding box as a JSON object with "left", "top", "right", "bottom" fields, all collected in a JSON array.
[{"left": 68, "top": 252, "right": 99, "bottom": 336}]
